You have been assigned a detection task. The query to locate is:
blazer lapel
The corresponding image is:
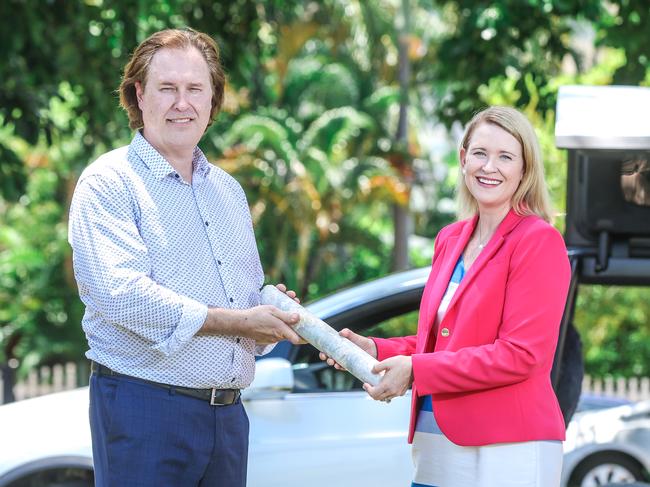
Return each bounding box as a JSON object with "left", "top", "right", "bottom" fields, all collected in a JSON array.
[
  {"left": 420, "top": 217, "right": 476, "bottom": 344},
  {"left": 442, "top": 209, "right": 525, "bottom": 319}
]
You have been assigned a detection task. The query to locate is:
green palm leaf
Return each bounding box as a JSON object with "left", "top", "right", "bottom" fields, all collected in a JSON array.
[{"left": 222, "top": 114, "right": 298, "bottom": 165}]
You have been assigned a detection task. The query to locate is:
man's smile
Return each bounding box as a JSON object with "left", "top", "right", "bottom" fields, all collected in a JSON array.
[{"left": 167, "top": 117, "right": 193, "bottom": 124}]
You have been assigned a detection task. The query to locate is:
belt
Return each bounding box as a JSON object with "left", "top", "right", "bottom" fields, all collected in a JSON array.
[{"left": 90, "top": 361, "right": 241, "bottom": 406}]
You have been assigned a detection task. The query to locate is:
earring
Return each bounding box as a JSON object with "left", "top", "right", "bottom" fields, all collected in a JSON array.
[{"left": 461, "top": 168, "right": 466, "bottom": 175}]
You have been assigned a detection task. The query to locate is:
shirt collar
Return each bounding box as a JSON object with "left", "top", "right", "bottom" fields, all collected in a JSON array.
[
  {"left": 192, "top": 147, "right": 211, "bottom": 178},
  {"left": 129, "top": 131, "right": 211, "bottom": 180}
]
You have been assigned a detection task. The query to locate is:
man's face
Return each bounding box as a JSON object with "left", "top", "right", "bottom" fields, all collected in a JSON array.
[{"left": 135, "top": 47, "right": 213, "bottom": 158}]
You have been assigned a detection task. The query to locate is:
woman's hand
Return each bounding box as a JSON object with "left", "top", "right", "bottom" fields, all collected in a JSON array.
[
  {"left": 364, "top": 356, "right": 413, "bottom": 403},
  {"left": 319, "top": 328, "right": 377, "bottom": 370},
  {"left": 275, "top": 283, "right": 300, "bottom": 303}
]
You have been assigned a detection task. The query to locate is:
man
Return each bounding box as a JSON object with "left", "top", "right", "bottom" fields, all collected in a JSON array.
[{"left": 68, "top": 28, "right": 301, "bottom": 486}]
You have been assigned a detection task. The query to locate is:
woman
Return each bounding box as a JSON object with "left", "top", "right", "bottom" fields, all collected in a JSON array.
[{"left": 322, "top": 106, "right": 570, "bottom": 486}]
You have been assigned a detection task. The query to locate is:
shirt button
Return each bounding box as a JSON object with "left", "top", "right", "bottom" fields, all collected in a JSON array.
[
  {"left": 174, "top": 173, "right": 179, "bottom": 179},
  {"left": 205, "top": 221, "right": 209, "bottom": 226},
  {"left": 441, "top": 327, "right": 450, "bottom": 337},
  {"left": 218, "top": 260, "right": 222, "bottom": 265},
  {"left": 236, "top": 338, "right": 241, "bottom": 343},
  {"left": 229, "top": 297, "right": 234, "bottom": 303}
]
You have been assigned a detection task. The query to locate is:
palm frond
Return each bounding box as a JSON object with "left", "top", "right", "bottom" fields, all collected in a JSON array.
[
  {"left": 363, "top": 86, "right": 400, "bottom": 117},
  {"left": 222, "top": 114, "right": 298, "bottom": 164},
  {"left": 299, "top": 107, "right": 374, "bottom": 161}
]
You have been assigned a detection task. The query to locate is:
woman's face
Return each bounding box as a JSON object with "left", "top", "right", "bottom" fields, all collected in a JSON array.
[{"left": 460, "top": 122, "right": 524, "bottom": 214}]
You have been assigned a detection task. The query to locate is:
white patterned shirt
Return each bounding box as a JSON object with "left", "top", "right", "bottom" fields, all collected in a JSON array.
[{"left": 68, "top": 131, "right": 269, "bottom": 388}]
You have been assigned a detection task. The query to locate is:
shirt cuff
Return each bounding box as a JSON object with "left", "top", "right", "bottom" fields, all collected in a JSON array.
[
  {"left": 255, "top": 343, "right": 276, "bottom": 356},
  {"left": 152, "top": 299, "right": 208, "bottom": 356},
  {"left": 371, "top": 337, "right": 393, "bottom": 361}
]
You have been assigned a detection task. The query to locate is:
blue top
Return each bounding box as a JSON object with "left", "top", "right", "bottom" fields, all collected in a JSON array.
[
  {"left": 450, "top": 255, "right": 466, "bottom": 283},
  {"left": 416, "top": 255, "right": 466, "bottom": 430}
]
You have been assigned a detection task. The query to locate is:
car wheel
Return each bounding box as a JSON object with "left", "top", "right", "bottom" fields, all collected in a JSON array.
[
  {"left": 3, "top": 468, "right": 94, "bottom": 487},
  {"left": 570, "top": 452, "right": 646, "bottom": 487}
]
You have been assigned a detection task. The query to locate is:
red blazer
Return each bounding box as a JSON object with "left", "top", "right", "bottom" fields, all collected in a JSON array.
[{"left": 373, "top": 210, "right": 570, "bottom": 446}]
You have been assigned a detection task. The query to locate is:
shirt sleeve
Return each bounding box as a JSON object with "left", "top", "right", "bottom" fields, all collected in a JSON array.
[
  {"left": 372, "top": 335, "right": 418, "bottom": 360},
  {"left": 255, "top": 343, "right": 276, "bottom": 356},
  {"left": 68, "top": 174, "right": 207, "bottom": 356}
]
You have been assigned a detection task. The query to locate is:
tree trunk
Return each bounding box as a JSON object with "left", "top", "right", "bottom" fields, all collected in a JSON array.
[
  {"left": 392, "top": 0, "right": 412, "bottom": 272},
  {"left": 1, "top": 363, "right": 16, "bottom": 404},
  {"left": 393, "top": 203, "right": 411, "bottom": 271}
]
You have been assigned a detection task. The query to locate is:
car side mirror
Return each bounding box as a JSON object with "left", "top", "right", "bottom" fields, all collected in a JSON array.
[{"left": 242, "top": 358, "right": 294, "bottom": 400}]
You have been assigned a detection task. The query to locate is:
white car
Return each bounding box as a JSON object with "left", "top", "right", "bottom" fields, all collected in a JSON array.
[
  {"left": 0, "top": 367, "right": 413, "bottom": 487},
  {"left": 1, "top": 267, "right": 643, "bottom": 487},
  {"left": 562, "top": 399, "right": 650, "bottom": 486}
]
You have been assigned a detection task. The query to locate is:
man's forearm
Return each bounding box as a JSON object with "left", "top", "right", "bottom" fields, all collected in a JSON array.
[
  {"left": 198, "top": 307, "right": 245, "bottom": 336},
  {"left": 199, "top": 304, "right": 301, "bottom": 345}
]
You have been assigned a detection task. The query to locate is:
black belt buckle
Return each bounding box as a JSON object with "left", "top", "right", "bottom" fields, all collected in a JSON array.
[{"left": 210, "top": 388, "right": 239, "bottom": 406}]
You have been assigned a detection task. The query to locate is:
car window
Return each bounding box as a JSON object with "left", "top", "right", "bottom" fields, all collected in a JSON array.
[
  {"left": 361, "top": 310, "right": 419, "bottom": 339},
  {"left": 291, "top": 310, "right": 420, "bottom": 393}
]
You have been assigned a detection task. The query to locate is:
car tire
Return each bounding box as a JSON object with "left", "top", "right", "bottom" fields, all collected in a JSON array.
[
  {"left": 3, "top": 468, "right": 94, "bottom": 487},
  {"left": 569, "top": 452, "right": 646, "bottom": 487}
]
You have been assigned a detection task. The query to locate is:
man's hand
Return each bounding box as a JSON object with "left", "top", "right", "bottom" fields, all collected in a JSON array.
[
  {"left": 363, "top": 355, "right": 413, "bottom": 403},
  {"left": 236, "top": 305, "right": 302, "bottom": 344},
  {"left": 319, "top": 328, "right": 377, "bottom": 370},
  {"left": 199, "top": 282, "right": 305, "bottom": 344}
]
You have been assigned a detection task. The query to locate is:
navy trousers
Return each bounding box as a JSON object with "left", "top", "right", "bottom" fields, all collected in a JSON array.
[{"left": 89, "top": 372, "right": 249, "bottom": 487}]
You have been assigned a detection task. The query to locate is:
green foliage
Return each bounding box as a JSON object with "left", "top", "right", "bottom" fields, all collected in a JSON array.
[
  {"left": 363, "top": 310, "right": 419, "bottom": 339},
  {"left": 284, "top": 60, "right": 361, "bottom": 121},
  {"left": 216, "top": 85, "right": 406, "bottom": 298},
  {"left": 574, "top": 285, "right": 650, "bottom": 377},
  {"left": 427, "top": 0, "right": 606, "bottom": 125},
  {"left": 0, "top": 138, "right": 26, "bottom": 202},
  {"left": 596, "top": 0, "right": 650, "bottom": 85},
  {"left": 0, "top": 165, "right": 85, "bottom": 371},
  {"left": 0, "top": 81, "right": 91, "bottom": 370}
]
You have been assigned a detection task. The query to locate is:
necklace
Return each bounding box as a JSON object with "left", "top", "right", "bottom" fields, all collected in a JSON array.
[{"left": 477, "top": 225, "right": 488, "bottom": 250}]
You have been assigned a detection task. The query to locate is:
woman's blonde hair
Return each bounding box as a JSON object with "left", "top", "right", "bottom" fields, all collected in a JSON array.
[
  {"left": 457, "top": 106, "right": 554, "bottom": 223},
  {"left": 119, "top": 28, "right": 225, "bottom": 130}
]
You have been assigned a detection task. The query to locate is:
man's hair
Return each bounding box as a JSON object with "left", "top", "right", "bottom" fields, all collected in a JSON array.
[
  {"left": 456, "top": 106, "right": 554, "bottom": 223},
  {"left": 119, "top": 28, "right": 225, "bottom": 130}
]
